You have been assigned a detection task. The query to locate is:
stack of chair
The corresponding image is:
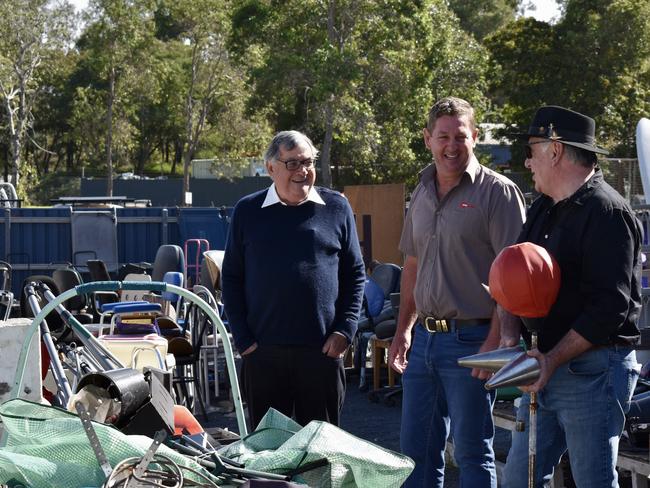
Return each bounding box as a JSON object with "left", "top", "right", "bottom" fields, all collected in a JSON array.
[{"left": 354, "top": 263, "right": 401, "bottom": 391}]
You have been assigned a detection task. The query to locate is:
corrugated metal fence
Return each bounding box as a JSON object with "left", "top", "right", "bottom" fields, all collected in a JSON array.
[{"left": 0, "top": 206, "right": 232, "bottom": 296}]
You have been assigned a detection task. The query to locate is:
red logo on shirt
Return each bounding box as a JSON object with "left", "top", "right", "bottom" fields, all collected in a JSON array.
[{"left": 459, "top": 201, "right": 475, "bottom": 208}]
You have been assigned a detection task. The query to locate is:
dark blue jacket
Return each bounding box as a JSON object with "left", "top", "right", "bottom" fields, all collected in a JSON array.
[{"left": 222, "top": 187, "right": 366, "bottom": 352}]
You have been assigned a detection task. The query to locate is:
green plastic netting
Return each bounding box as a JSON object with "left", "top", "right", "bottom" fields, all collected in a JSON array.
[
  {"left": 0, "top": 399, "right": 218, "bottom": 488},
  {"left": 219, "top": 408, "right": 414, "bottom": 487}
]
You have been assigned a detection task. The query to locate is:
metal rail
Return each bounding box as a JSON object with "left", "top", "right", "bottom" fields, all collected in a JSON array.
[{"left": 2, "top": 280, "right": 248, "bottom": 447}]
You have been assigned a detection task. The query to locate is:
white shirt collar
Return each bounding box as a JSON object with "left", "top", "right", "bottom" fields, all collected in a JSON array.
[{"left": 261, "top": 184, "right": 326, "bottom": 208}]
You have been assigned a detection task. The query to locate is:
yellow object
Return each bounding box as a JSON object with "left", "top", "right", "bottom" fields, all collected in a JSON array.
[{"left": 97, "top": 333, "right": 168, "bottom": 370}]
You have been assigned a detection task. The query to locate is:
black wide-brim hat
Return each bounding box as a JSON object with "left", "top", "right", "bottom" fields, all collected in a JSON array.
[{"left": 515, "top": 105, "right": 609, "bottom": 155}]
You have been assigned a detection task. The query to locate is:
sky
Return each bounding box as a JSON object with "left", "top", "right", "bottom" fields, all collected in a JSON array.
[
  {"left": 523, "top": 0, "right": 561, "bottom": 22},
  {"left": 70, "top": 0, "right": 562, "bottom": 22}
]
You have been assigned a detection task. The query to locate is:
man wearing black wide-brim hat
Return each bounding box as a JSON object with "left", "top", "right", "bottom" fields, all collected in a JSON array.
[{"left": 500, "top": 106, "right": 643, "bottom": 488}]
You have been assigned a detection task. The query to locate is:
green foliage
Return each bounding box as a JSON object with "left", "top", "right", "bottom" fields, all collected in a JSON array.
[
  {"left": 29, "top": 172, "right": 81, "bottom": 206},
  {"left": 449, "top": 0, "right": 518, "bottom": 40},
  {"left": 0, "top": 0, "right": 76, "bottom": 190},
  {"left": 2, "top": 0, "right": 648, "bottom": 197},
  {"left": 15, "top": 160, "right": 38, "bottom": 205},
  {"left": 230, "top": 0, "right": 490, "bottom": 189},
  {"left": 486, "top": 0, "right": 650, "bottom": 167}
]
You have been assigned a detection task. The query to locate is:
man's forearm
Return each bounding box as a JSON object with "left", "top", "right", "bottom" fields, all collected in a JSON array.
[
  {"left": 483, "top": 307, "right": 501, "bottom": 348},
  {"left": 396, "top": 296, "right": 417, "bottom": 335},
  {"left": 521, "top": 328, "right": 594, "bottom": 392},
  {"left": 499, "top": 305, "right": 522, "bottom": 347},
  {"left": 545, "top": 329, "right": 593, "bottom": 370},
  {"left": 388, "top": 255, "right": 418, "bottom": 373}
]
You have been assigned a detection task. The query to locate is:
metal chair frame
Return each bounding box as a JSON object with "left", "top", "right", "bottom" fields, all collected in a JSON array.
[{"left": 3, "top": 280, "right": 249, "bottom": 447}]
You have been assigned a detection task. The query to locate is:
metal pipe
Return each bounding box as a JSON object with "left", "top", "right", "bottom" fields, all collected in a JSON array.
[
  {"left": 39, "top": 284, "right": 124, "bottom": 371},
  {"left": 179, "top": 434, "right": 244, "bottom": 468},
  {"left": 5, "top": 280, "right": 249, "bottom": 443},
  {"left": 528, "top": 332, "right": 538, "bottom": 488},
  {"left": 162, "top": 283, "right": 248, "bottom": 436},
  {"left": 167, "top": 440, "right": 290, "bottom": 481},
  {"left": 0, "top": 286, "right": 73, "bottom": 447},
  {"left": 24, "top": 283, "right": 73, "bottom": 406}
]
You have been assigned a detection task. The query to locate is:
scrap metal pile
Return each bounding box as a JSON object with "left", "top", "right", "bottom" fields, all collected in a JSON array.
[{"left": 0, "top": 280, "right": 413, "bottom": 487}]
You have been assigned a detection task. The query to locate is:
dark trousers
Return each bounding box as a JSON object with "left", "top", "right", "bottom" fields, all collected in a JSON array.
[{"left": 240, "top": 344, "right": 345, "bottom": 430}]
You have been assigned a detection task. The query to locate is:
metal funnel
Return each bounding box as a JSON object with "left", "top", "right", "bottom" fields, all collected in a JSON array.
[
  {"left": 485, "top": 353, "right": 540, "bottom": 390},
  {"left": 457, "top": 346, "right": 525, "bottom": 372}
]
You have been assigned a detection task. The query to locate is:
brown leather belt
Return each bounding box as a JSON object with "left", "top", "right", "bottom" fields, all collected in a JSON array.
[{"left": 418, "top": 314, "right": 491, "bottom": 333}]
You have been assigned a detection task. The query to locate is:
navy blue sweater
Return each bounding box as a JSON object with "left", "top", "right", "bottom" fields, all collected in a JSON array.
[{"left": 222, "top": 187, "right": 366, "bottom": 352}]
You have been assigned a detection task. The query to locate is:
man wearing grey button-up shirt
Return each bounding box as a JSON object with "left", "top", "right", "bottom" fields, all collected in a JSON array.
[{"left": 389, "top": 97, "right": 525, "bottom": 488}]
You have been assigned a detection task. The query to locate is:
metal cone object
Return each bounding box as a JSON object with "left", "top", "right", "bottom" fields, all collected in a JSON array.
[
  {"left": 457, "top": 346, "right": 525, "bottom": 372},
  {"left": 485, "top": 353, "right": 540, "bottom": 390}
]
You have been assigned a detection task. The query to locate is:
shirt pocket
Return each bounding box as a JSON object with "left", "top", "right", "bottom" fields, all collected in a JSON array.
[{"left": 448, "top": 206, "right": 488, "bottom": 247}]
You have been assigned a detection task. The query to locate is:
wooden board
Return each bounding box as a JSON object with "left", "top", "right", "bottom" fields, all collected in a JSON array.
[{"left": 344, "top": 184, "right": 405, "bottom": 266}]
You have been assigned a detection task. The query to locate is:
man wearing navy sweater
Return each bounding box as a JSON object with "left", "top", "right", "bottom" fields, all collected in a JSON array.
[{"left": 222, "top": 130, "right": 366, "bottom": 429}]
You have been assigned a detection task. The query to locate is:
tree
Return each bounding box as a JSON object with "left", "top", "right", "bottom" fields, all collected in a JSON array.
[
  {"left": 484, "top": 18, "right": 557, "bottom": 120},
  {"left": 449, "top": 0, "right": 519, "bottom": 40},
  {"left": 80, "top": 0, "right": 155, "bottom": 195},
  {"left": 231, "top": 0, "right": 490, "bottom": 189},
  {"left": 155, "top": 0, "right": 243, "bottom": 203},
  {"left": 30, "top": 47, "right": 82, "bottom": 177},
  {"left": 486, "top": 0, "right": 650, "bottom": 164},
  {"left": 128, "top": 43, "right": 181, "bottom": 176},
  {"left": 554, "top": 0, "right": 650, "bottom": 155},
  {"left": 0, "top": 0, "right": 75, "bottom": 190}
]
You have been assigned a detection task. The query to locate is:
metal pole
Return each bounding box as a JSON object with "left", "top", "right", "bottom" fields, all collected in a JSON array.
[
  {"left": 40, "top": 285, "right": 125, "bottom": 371},
  {"left": 24, "top": 283, "right": 73, "bottom": 406},
  {"left": 528, "top": 332, "right": 538, "bottom": 488},
  {"left": 166, "top": 283, "right": 248, "bottom": 436},
  {"left": 5, "top": 280, "right": 249, "bottom": 442}
]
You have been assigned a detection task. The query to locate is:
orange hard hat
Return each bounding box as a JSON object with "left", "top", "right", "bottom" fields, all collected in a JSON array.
[{"left": 488, "top": 242, "right": 561, "bottom": 318}]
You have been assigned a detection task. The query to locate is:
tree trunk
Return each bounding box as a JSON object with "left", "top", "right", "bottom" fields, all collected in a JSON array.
[
  {"left": 8, "top": 133, "right": 20, "bottom": 188},
  {"left": 182, "top": 106, "right": 194, "bottom": 203},
  {"left": 172, "top": 139, "right": 183, "bottom": 174},
  {"left": 66, "top": 140, "right": 74, "bottom": 172},
  {"left": 319, "top": 100, "right": 334, "bottom": 188},
  {"left": 105, "top": 67, "right": 115, "bottom": 196},
  {"left": 319, "top": 0, "right": 339, "bottom": 189},
  {"left": 4, "top": 89, "right": 22, "bottom": 187},
  {"left": 3, "top": 144, "right": 8, "bottom": 182},
  {"left": 181, "top": 46, "right": 198, "bottom": 206},
  {"left": 182, "top": 150, "right": 192, "bottom": 204}
]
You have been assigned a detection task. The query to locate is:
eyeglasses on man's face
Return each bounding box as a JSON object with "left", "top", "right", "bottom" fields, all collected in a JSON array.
[
  {"left": 275, "top": 157, "right": 316, "bottom": 171},
  {"left": 524, "top": 140, "right": 551, "bottom": 159}
]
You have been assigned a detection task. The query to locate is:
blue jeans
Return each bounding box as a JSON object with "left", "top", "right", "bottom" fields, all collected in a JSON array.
[
  {"left": 502, "top": 347, "right": 640, "bottom": 488},
  {"left": 400, "top": 324, "right": 497, "bottom": 488}
]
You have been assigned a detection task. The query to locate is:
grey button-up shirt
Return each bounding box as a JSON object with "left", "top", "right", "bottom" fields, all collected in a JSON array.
[{"left": 400, "top": 157, "right": 526, "bottom": 320}]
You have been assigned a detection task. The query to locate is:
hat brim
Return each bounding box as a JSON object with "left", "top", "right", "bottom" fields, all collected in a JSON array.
[
  {"left": 508, "top": 131, "right": 609, "bottom": 155},
  {"left": 558, "top": 139, "right": 609, "bottom": 155}
]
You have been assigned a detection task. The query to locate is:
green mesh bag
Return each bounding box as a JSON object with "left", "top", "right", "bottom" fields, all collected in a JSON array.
[
  {"left": 219, "top": 408, "right": 414, "bottom": 487},
  {"left": 0, "top": 399, "right": 218, "bottom": 488}
]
